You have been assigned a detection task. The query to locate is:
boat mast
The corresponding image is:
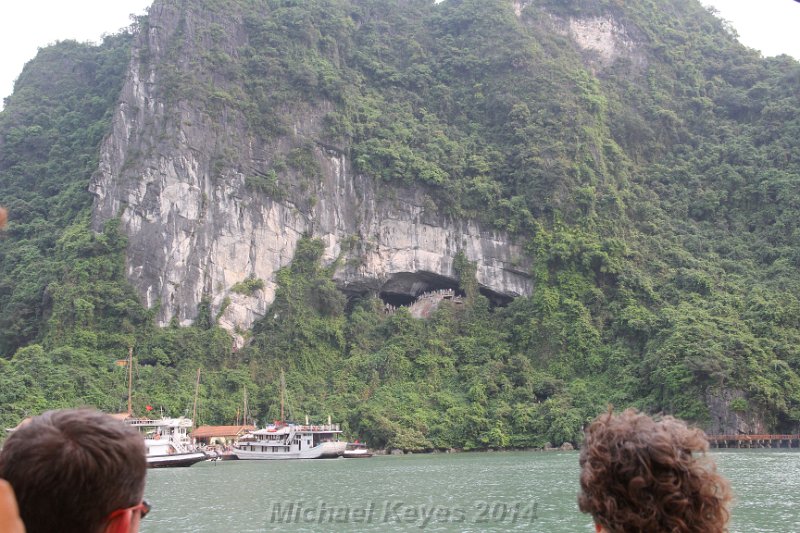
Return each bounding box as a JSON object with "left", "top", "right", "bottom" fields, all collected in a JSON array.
[
  {"left": 243, "top": 386, "right": 248, "bottom": 426},
  {"left": 280, "top": 368, "right": 285, "bottom": 424},
  {"left": 192, "top": 367, "right": 201, "bottom": 428},
  {"left": 127, "top": 346, "right": 133, "bottom": 416}
]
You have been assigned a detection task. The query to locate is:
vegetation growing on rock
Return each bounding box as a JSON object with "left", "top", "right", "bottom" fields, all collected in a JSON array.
[{"left": 1, "top": 0, "right": 799, "bottom": 447}]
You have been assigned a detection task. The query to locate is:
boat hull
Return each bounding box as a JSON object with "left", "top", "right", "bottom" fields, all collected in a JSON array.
[
  {"left": 234, "top": 441, "right": 346, "bottom": 460},
  {"left": 147, "top": 452, "right": 207, "bottom": 468},
  {"left": 343, "top": 450, "right": 373, "bottom": 458},
  {"left": 217, "top": 452, "right": 239, "bottom": 461}
]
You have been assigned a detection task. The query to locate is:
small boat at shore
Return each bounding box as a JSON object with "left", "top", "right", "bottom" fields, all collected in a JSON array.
[
  {"left": 343, "top": 442, "right": 373, "bottom": 458},
  {"left": 202, "top": 445, "right": 239, "bottom": 462}
]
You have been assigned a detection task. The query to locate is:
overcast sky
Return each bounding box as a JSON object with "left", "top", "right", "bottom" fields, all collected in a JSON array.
[
  {"left": 1, "top": 0, "right": 799, "bottom": 110},
  {"left": 0, "top": 0, "right": 152, "bottom": 110},
  {"left": 704, "top": 0, "right": 800, "bottom": 58}
]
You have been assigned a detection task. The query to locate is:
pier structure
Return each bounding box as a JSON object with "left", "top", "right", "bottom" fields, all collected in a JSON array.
[{"left": 705, "top": 434, "right": 800, "bottom": 448}]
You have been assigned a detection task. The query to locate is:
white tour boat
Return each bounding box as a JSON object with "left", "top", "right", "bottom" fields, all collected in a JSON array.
[
  {"left": 126, "top": 416, "right": 207, "bottom": 468},
  {"left": 234, "top": 369, "right": 346, "bottom": 459},
  {"left": 233, "top": 423, "right": 346, "bottom": 460}
]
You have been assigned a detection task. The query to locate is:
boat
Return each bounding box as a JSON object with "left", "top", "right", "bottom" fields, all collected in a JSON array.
[
  {"left": 343, "top": 441, "right": 373, "bottom": 458},
  {"left": 126, "top": 416, "right": 207, "bottom": 468},
  {"left": 115, "top": 349, "right": 205, "bottom": 467},
  {"left": 233, "top": 422, "right": 346, "bottom": 460},
  {"left": 233, "top": 369, "right": 346, "bottom": 460},
  {"left": 201, "top": 445, "right": 240, "bottom": 462}
]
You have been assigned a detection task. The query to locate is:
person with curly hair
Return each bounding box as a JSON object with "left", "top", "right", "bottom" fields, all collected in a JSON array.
[{"left": 578, "top": 408, "right": 732, "bottom": 533}]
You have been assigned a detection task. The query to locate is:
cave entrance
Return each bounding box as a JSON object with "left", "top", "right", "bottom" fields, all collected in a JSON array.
[
  {"left": 378, "top": 272, "right": 461, "bottom": 308},
  {"left": 380, "top": 292, "right": 417, "bottom": 307},
  {"left": 340, "top": 272, "right": 516, "bottom": 315},
  {"left": 375, "top": 272, "right": 516, "bottom": 310},
  {"left": 479, "top": 287, "right": 514, "bottom": 308}
]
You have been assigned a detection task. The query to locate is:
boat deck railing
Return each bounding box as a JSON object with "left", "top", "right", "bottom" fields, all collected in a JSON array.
[
  {"left": 294, "top": 424, "right": 341, "bottom": 432},
  {"left": 126, "top": 417, "right": 192, "bottom": 428},
  {"left": 254, "top": 423, "right": 341, "bottom": 433}
]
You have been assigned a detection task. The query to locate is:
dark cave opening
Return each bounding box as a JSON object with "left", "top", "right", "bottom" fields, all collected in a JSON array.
[
  {"left": 377, "top": 272, "right": 513, "bottom": 309},
  {"left": 341, "top": 272, "right": 516, "bottom": 314},
  {"left": 379, "top": 292, "right": 417, "bottom": 307},
  {"left": 378, "top": 271, "right": 460, "bottom": 307},
  {"left": 479, "top": 287, "right": 514, "bottom": 308}
]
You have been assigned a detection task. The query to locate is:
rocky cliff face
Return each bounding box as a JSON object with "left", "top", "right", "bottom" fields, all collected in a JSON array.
[
  {"left": 90, "top": 0, "right": 532, "bottom": 343},
  {"left": 513, "top": 0, "right": 646, "bottom": 75}
]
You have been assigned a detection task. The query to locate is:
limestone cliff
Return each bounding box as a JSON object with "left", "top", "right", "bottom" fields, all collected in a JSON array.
[{"left": 90, "top": 0, "right": 532, "bottom": 342}]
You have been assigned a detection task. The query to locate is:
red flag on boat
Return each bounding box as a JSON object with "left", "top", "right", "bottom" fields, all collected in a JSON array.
[{"left": 146, "top": 405, "right": 153, "bottom": 411}]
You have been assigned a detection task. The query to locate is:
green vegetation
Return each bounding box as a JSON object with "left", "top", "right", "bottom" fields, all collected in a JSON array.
[
  {"left": 1, "top": 0, "right": 800, "bottom": 448},
  {"left": 230, "top": 277, "right": 265, "bottom": 296},
  {"left": 0, "top": 34, "right": 136, "bottom": 355}
]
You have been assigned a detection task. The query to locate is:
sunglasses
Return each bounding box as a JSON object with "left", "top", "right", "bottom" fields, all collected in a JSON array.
[
  {"left": 132, "top": 500, "right": 152, "bottom": 519},
  {"left": 107, "top": 499, "right": 152, "bottom": 521}
]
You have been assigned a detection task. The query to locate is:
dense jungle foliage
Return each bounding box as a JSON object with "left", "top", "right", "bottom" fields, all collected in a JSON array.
[{"left": 1, "top": 0, "right": 799, "bottom": 449}]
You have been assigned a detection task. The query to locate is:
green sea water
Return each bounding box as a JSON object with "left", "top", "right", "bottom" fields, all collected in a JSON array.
[{"left": 140, "top": 449, "right": 800, "bottom": 532}]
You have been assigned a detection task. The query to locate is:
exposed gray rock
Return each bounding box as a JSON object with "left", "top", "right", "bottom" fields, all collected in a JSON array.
[
  {"left": 90, "top": 0, "right": 533, "bottom": 345},
  {"left": 539, "top": 11, "right": 647, "bottom": 75},
  {"left": 705, "top": 389, "right": 768, "bottom": 435}
]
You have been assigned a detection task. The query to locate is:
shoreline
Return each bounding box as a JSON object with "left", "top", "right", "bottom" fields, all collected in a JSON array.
[{"left": 372, "top": 443, "right": 577, "bottom": 456}]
